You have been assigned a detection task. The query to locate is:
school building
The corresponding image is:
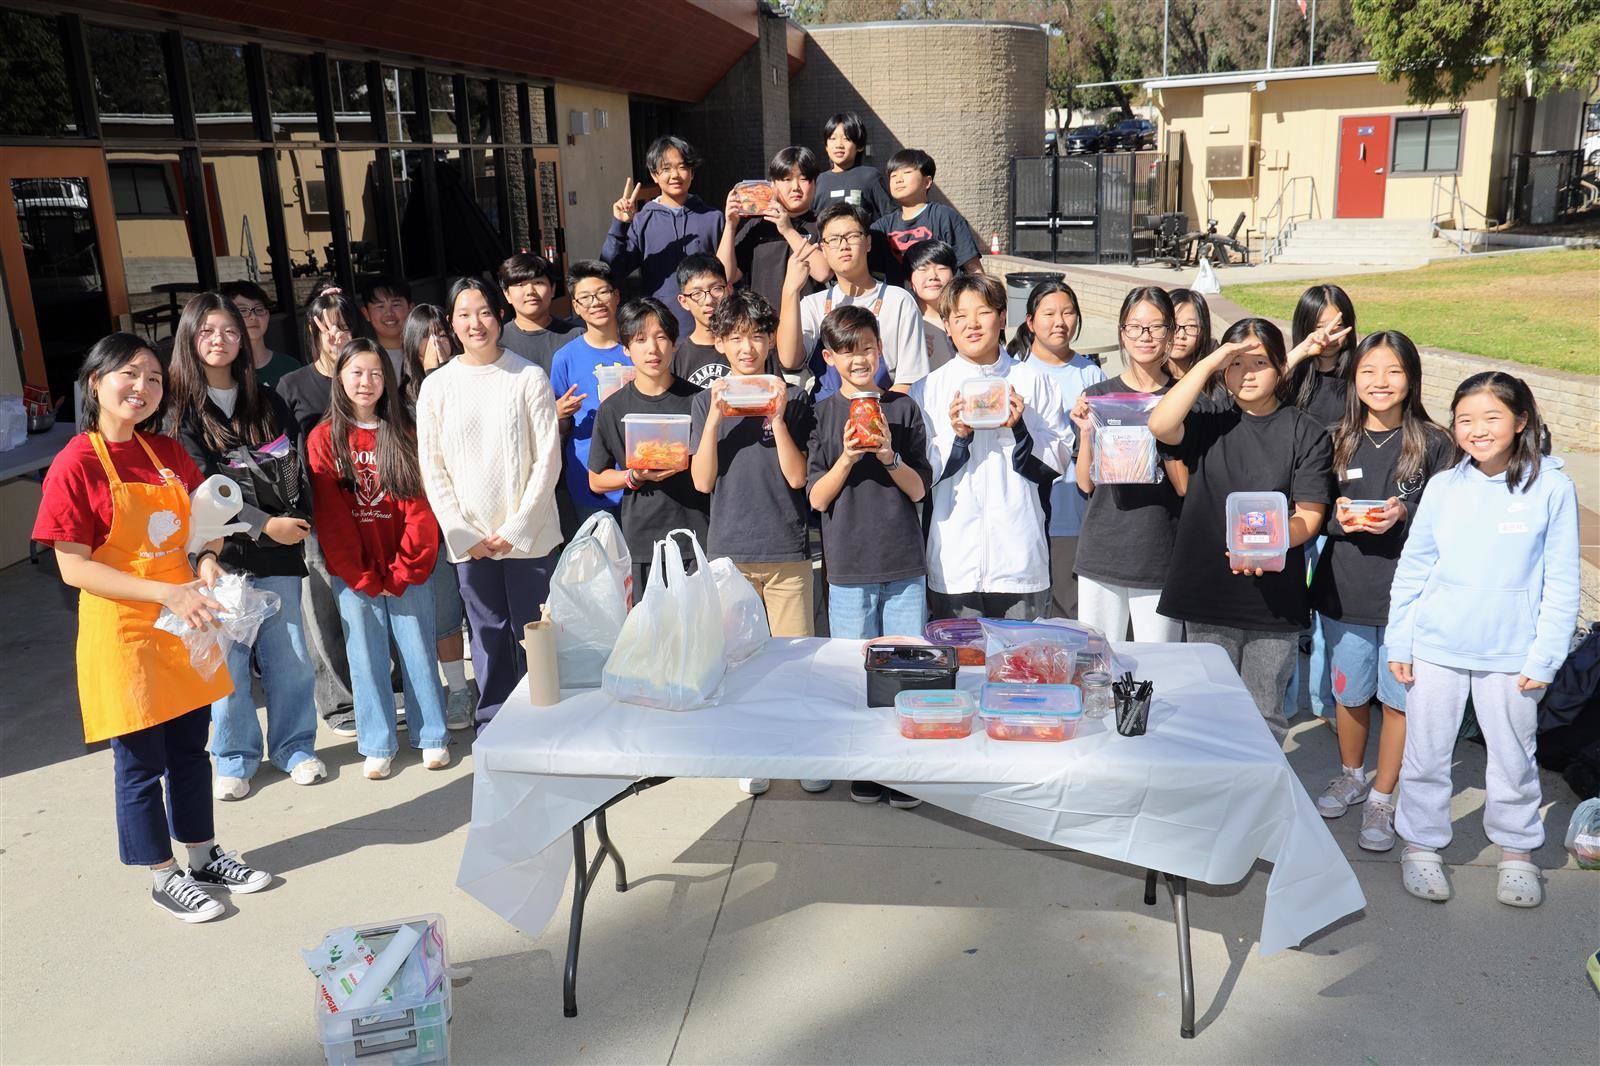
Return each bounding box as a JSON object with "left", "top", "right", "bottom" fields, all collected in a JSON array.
[{"left": 1144, "top": 62, "right": 1589, "bottom": 261}]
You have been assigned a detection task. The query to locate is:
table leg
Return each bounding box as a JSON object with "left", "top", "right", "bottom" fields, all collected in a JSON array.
[
  {"left": 594, "top": 809, "right": 628, "bottom": 893},
  {"left": 1164, "top": 874, "right": 1196, "bottom": 1039},
  {"left": 1143, "top": 868, "right": 1158, "bottom": 907}
]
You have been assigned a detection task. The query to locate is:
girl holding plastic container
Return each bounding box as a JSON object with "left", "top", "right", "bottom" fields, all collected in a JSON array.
[
  {"left": 399, "top": 305, "right": 476, "bottom": 732},
  {"left": 1149, "top": 318, "right": 1334, "bottom": 736},
  {"left": 1068, "top": 287, "right": 1186, "bottom": 641},
  {"left": 166, "top": 293, "right": 324, "bottom": 799},
  {"left": 1011, "top": 280, "right": 1104, "bottom": 619},
  {"left": 1307, "top": 331, "right": 1454, "bottom": 850},
  {"left": 308, "top": 339, "right": 450, "bottom": 778},
  {"left": 33, "top": 333, "right": 271, "bottom": 923},
  {"left": 416, "top": 277, "right": 563, "bottom": 730},
  {"left": 1387, "top": 373, "right": 1579, "bottom": 906}
]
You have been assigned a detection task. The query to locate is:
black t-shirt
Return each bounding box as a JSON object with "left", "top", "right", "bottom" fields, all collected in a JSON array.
[
  {"left": 1309, "top": 426, "right": 1454, "bottom": 625},
  {"left": 276, "top": 363, "right": 335, "bottom": 439},
  {"left": 814, "top": 165, "right": 894, "bottom": 221},
  {"left": 806, "top": 391, "right": 932, "bottom": 585},
  {"left": 871, "top": 201, "right": 982, "bottom": 285},
  {"left": 673, "top": 337, "right": 730, "bottom": 390},
  {"left": 734, "top": 213, "right": 820, "bottom": 312},
  {"left": 587, "top": 379, "right": 709, "bottom": 566},
  {"left": 501, "top": 317, "right": 580, "bottom": 378},
  {"left": 1073, "top": 377, "right": 1184, "bottom": 590},
  {"left": 1294, "top": 368, "right": 1348, "bottom": 428},
  {"left": 1157, "top": 404, "right": 1334, "bottom": 631},
  {"left": 690, "top": 384, "right": 815, "bottom": 563}
]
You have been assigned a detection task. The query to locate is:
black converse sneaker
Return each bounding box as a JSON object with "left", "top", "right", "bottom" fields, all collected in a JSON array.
[
  {"left": 152, "top": 870, "right": 225, "bottom": 924},
  {"left": 191, "top": 846, "right": 272, "bottom": 894}
]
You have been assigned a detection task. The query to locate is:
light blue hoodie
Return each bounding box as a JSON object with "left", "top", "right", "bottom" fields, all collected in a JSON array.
[{"left": 1387, "top": 456, "right": 1580, "bottom": 682}]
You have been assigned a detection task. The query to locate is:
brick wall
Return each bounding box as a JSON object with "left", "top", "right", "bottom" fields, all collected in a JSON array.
[
  {"left": 679, "top": 8, "right": 793, "bottom": 208},
  {"left": 791, "top": 21, "right": 1047, "bottom": 248}
]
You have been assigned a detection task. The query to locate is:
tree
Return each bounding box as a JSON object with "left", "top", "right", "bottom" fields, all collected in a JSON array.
[{"left": 1352, "top": 0, "right": 1600, "bottom": 104}]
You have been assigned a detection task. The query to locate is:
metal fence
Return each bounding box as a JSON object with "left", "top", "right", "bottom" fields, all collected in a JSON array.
[{"left": 1008, "top": 151, "right": 1171, "bottom": 265}]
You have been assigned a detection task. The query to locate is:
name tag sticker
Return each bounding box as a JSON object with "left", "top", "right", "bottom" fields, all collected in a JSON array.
[
  {"left": 1498, "top": 522, "right": 1529, "bottom": 535},
  {"left": 1343, "top": 467, "right": 1363, "bottom": 481}
]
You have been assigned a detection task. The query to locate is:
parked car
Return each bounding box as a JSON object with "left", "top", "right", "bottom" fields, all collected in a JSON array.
[
  {"left": 1585, "top": 131, "right": 1600, "bottom": 167},
  {"left": 1063, "top": 125, "right": 1107, "bottom": 154},
  {"left": 1106, "top": 118, "right": 1158, "bottom": 152},
  {"left": 1044, "top": 129, "right": 1058, "bottom": 155}
]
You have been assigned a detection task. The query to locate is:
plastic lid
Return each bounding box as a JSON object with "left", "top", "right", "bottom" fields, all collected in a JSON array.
[
  {"left": 924, "top": 617, "right": 984, "bottom": 647},
  {"left": 961, "top": 377, "right": 1008, "bottom": 397},
  {"left": 721, "top": 375, "right": 783, "bottom": 400},
  {"left": 622, "top": 413, "right": 691, "bottom": 424},
  {"left": 895, "top": 689, "right": 976, "bottom": 717},
  {"left": 980, "top": 682, "right": 1083, "bottom": 717}
]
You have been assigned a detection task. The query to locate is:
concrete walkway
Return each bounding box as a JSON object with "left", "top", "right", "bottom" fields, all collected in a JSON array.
[{"left": 0, "top": 554, "right": 1594, "bottom": 1065}]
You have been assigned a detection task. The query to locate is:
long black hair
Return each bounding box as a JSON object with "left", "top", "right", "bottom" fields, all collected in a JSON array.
[
  {"left": 1217, "top": 317, "right": 1290, "bottom": 402},
  {"left": 326, "top": 338, "right": 424, "bottom": 500},
  {"left": 1332, "top": 330, "right": 1448, "bottom": 494},
  {"left": 165, "top": 292, "right": 276, "bottom": 450},
  {"left": 1289, "top": 284, "right": 1357, "bottom": 409},
  {"left": 1450, "top": 371, "right": 1547, "bottom": 493},
  {"left": 1167, "top": 287, "right": 1214, "bottom": 377},
  {"left": 399, "top": 304, "right": 457, "bottom": 409},
  {"left": 79, "top": 332, "right": 165, "bottom": 433},
  {"left": 1009, "top": 279, "right": 1084, "bottom": 357},
  {"left": 303, "top": 288, "right": 359, "bottom": 370}
]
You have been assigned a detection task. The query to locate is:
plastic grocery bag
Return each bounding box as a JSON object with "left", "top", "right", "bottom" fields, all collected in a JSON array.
[
  {"left": 710, "top": 556, "right": 769, "bottom": 666},
  {"left": 155, "top": 572, "right": 282, "bottom": 679},
  {"left": 1192, "top": 258, "right": 1220, "bottom": 294},
  {"left": 1566, "top": 798, "right": 1600, "bottom": 870},
  {"left": 1087, "top": 393, "right": 1163, "bottom": 485},
  {"left": 546, "top": 511, "right": 632, "bottom": 687},
  {"left": 602, "top": 529, "right": 725, "bottom": 710},
  {"left": 0, "top": 395, "right": 25, "bottom": 451}
]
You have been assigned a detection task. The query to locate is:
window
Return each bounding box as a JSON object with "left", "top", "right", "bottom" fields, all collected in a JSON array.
[
  {"left": 1392, "top": 114, "right": 1462, "bottom": 174},
  {"left": 86, "top": 24, "right": 176, "bottom": 139},
  {"left": 330, "top": 59, "right": 376, "bottom": 141},
  {"left": 265, "top": 50, "right": 317, "bottom": 142},
  {"left": 0, "top": 10, "right": 79, "bottom": 137},
  {"left": 110, "top": 161, "right": 179, "bottom": 217},
  {"left": 184, "top": 39, "right": 252, "bottom": 139}
]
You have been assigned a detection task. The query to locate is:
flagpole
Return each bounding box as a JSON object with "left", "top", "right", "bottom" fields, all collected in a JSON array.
[
  {"left": 1266, "top": 0, "right": 1278, "bottom": 71},
  {"left": 1162, "top": 0, "right": 1170, "bottom": 77},
  {"left": 1309, "top": 0, "right": 1318, "bottom": 67}
]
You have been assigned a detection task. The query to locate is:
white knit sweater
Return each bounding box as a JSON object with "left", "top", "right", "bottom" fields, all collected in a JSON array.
[{"left": 416, "top": 351, "right": 562, "bottom": 562}]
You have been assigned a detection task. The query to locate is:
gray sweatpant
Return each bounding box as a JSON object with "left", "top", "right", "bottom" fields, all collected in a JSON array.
[{"left": 1186, "top": 622, "right": 1298, "bottom": 739}]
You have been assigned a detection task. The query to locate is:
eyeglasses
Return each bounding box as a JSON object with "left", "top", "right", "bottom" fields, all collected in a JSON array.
[
  {"left": 820, "top": 231, "right": 867, "bottom": 250},
  {"left": 198, "top": 327, "right": 242, "bottom": 343},
  {"left": 1173, "top": 324, "right": 1200, "bottom": 338},
  {"left": 654, "top": 164, "right": 693, "bottom": 176},
  {"left": 573, "top": 287, "right": 618, "bottom": 308},
  {"left": 235, "top": 305, "right": 269, "bottom": 319},
  {"left": 682, "top": 284, "right": 727, "bottom": 305},
  {"left": 1120, "top": 323, "right": 1171, "bottom": 340}
]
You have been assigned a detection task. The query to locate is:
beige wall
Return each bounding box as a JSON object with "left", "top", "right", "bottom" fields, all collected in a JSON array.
[
  {"left": 0, "top": 266, "right": 45, "bottom": 569},
  {"left": 554, "top": 83, "right": 634, "bottom": 264},
  {"left": 1157, "top": 70, "right": 1506, "bottom": 240}
]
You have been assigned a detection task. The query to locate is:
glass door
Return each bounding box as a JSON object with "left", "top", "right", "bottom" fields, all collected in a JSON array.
[{"left": 0, "top": 147, "right": 128, "bottom": 408}]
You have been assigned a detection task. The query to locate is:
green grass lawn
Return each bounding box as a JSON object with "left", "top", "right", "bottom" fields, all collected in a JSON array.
[{"left": 1226, "top": 249, "right": 1600, "bottom": 375}]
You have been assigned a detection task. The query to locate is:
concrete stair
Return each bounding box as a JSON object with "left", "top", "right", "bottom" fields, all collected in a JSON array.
[{"left": 1270, "top": 218, "right": 1457, "bottom": 266}]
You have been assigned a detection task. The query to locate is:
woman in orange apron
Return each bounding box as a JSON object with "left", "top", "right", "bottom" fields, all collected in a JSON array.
[{"left": 32, "top": 333, "right": 273, "bottom": 924}]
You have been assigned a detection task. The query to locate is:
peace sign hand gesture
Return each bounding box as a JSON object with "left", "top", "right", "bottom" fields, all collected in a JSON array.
[
  {"left": 613, "top": 178, "right": 643, "bottom": 224},
  {"left": 1297, "top": 311, "right": 1353, "bottom": 361}
]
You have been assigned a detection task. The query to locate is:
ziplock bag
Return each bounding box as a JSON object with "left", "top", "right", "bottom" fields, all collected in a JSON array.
[
  {"left": 1087, "top": 393, "right": 1163, "bottom": 485},
  {"left": 979, "top": 618, "right": 1111, "bottom": 686},
  {"left": 710, "top": 556, "right": 769, "bottom": 666},
  {"left": 602, "top": 529, "right": 726, "bottom": 710},
  {"left": 1566, "top": 798, "right": 1600, "bottom": 870},
  {"left": 546, "top": 511, "right": 632, "bottom": 687},
  {"left": 155, "top": 571, "right": 282, "bottom": 679}
]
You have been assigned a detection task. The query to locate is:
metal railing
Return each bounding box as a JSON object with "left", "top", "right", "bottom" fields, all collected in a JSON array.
[
  {"left": 1260, "top": 176, "right": 1319, "bottom": 262},
  {"left": 1431, "top": 175, "right": 1491, "bottom": 254}
]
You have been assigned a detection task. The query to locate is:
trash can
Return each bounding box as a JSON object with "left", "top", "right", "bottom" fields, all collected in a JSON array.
[{"left": 1004, "top": 271, "right": 1064, "bottom": 330}]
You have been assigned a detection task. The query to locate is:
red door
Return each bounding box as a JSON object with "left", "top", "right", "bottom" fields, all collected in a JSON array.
[{"left": 1336, "top": 116, "right": 1390, "bottom": 218}]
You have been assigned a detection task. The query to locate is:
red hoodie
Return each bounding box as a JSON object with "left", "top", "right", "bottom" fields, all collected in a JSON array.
[{"left": 307, "top": 422, "right": 439, "bottom": 596}]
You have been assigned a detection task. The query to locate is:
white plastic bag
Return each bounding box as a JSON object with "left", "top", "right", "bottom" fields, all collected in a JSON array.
[
  {"left": 155, "top": 572, "right": 282, "bottom": 679},
  {"left": 546, "top": 511, "right": 632, "bottom": 687},
  {"left": 602, "top": 529, "right": 725, "bottom": 710},
  {"left": 0, "top": 395, "right": 25, "bottom": 451},
  {"left": 710, "top": 556, "right": 769, "bottom": 665},
  {"left": 1192, "top": 258, "right": 1221, "bottom": 294}
]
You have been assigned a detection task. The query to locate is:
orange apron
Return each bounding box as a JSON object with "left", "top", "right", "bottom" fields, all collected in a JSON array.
[{"left": 76, "top": 432, "right": 233, "bottom": 743}]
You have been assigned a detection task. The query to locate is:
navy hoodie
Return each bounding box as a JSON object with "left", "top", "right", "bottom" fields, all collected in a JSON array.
[{"left": 600, "top": 195, "right": 724, "bottom": 337}]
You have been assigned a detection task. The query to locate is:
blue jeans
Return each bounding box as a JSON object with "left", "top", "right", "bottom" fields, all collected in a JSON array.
[
  {"left": 1322, "top": 617, "right": 1409, "bottom": 711},
  {"left": 827, "top": 577, "right": 928, "bottom": 640},
  {"left": 211, "top": 574, "right": 319, "bottom": 780},
  {"left": 334, "top": 577, "right": 449, "bottom": 757}
]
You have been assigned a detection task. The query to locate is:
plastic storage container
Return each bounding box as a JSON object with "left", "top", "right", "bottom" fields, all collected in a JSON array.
[
  {"left": 960, "top": 378, "right": 1009, "bottom": 429},
  {"left": 732, "top": 179, "right": 775, "bottom": 216},
  {"left": 1339, "top": 499, "right": 1388, "bottom": 525},
  {"left": 316, "top": 915, "right": 450, "bottom": 1066},
  {"left": 623, "top": 413, "right": 691, "bottom": 472},
  {"left": 717, "top": 375, "right": 785, "bottom": 419},
  {"left": 1225, "top": 490, "right": 1290, "bottom": 572},
  {"left": 864, "top": 643, "right": 959, "bottom": 707},
  {"left": 924, "top": 618, "right": 985, "bottom": 666},
  {"left": 594, "top": 363, "right": 636, "bottom": 403},
  {"left": 895, "top": 689, "right": 977, "bottom": 739},
  {"left": 980, "top": 683, "right": 1084, "bottom": 742},
  {"left": 847, "top": 393, "right": 888, "bottom": 449}
]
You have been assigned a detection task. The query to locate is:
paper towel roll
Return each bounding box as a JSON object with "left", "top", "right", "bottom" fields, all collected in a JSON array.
[
  {"left": 340, "top": 921, "right": 421, "bottom": 1013},
  {"left": 522, "top": 604, "right": 561, "bottom": 706},
  {"left": 186, "top": 474, "right": 249, "bottom": 555}
]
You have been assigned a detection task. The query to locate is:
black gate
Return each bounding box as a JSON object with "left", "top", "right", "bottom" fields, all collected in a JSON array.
[{"left": 1009, "top": 151, "right": 1169, "bottom": 264}]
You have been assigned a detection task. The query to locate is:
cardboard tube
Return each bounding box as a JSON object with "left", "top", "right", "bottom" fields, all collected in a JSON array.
[{"left": 522, "top": 604, "right": 561, "bottom": 706}]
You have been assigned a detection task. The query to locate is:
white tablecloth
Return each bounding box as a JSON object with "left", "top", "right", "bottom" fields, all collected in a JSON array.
[{"left": 456, "top": 639, "right": 1365, "bottom": 955}]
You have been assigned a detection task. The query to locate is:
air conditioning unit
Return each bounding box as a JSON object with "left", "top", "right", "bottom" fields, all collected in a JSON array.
[{"left": 1206, "top": 143, "right": 1258, "bottom": 180}]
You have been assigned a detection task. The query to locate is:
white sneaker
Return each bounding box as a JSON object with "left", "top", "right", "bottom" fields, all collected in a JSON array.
[
  {"left": 738, "top": 778, "right": 770, "bottom": 796},
  {"left": 289, "top": 757, "right": 326, "bottom": 785},
  {"left": 799, "top": 779, "right": 833, "bottom": 793},
  {"left": 1315, "top": 771, "right": 1369, "bottom": 818},
  {"left": 423, "top": 747, "right": 451, "bottom": 770},
  {"left": 364, "top": 756, "right": 393, "bottom": 780},
  {"left": 213, "top": 776, "right": 249, "bottom": 801}
]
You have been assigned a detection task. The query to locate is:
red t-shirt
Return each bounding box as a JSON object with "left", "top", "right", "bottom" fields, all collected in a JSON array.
[
  {"left": 306, "top": 422, "right": 440, "bottom": 596},
  {"left": 33, "top": 432, "right": 204, "bottom": 553}
]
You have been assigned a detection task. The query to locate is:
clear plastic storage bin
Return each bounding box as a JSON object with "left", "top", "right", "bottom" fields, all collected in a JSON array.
[
  {"left": 1225, "top": 490, "right": 1290, "bottom": 572},
  {"left": 960, "top": 378, "right": 1010, "bottom": 429},
  {"left": 980, "top": 683, "right": 1084, "bottom": 742},
  {"left": 315, "top": 915, "right": 451, "bottom": 1066},
  {"left": 594, "top": 363, "right": 636, "bottom": 403},
  {"left": 895, "top": 689, "right": 977, "bottom": 739},
  {"left": 716, "top": 375, "right": 785, "bottom": 419},
  {"left": 623, "top": 413, "right": 691, "bottom": 472}
]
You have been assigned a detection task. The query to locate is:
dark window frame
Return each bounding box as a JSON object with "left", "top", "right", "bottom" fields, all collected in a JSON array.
[
  {"left": 108, "top": 159, "right": 180, "bottom": 218},
  {"left": 1389, "top": 111, "right": 1466, "bottom": 177}
]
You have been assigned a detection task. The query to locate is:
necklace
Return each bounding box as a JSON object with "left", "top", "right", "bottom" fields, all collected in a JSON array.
[{"left": 1363, "top": 427, "right": 1401, "bottom": 450}]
